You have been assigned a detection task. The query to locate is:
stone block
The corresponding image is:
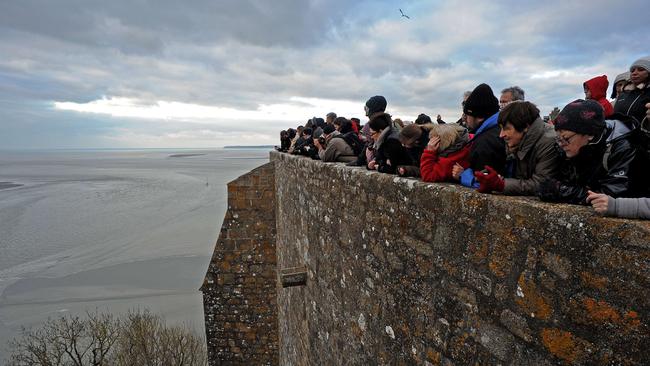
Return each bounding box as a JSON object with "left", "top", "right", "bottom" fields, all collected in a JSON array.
[
  {"left": 465, "top": 268, "right": 492, "bottom": 297},
  {"left": 510, "top": 343, "right": 553, "bottom": 366},
  {"left": 500, "top": 309, "right": 533, "bottom": 342},
  {"left": 475, "top": 323, "right": 515, "bottom": 362},
  {"left": 514, "top": 273, "right": 552, "bottom": 320},
  {"left": 541, "top": 251, "right": 572, "bottom": 280},
  {"left": 540, "top": 328, "right": 594, "bottom": 365}
]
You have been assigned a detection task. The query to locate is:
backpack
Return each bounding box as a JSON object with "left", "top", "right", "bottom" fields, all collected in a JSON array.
[{"left": 333, "top": 132, "right": 364, "bottom": 156}]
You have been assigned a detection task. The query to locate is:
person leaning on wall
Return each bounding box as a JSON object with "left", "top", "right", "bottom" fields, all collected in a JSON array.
[
  {"left": 452, "top": 83, "right": 507, "bottom": 189},
  {"left": 313, "top": 124, "right": 358, "bottom": 163},
  {"left": 396, "top": 123, "right": 433, "bottom": 177},
  {"left": 365, "top": 100, "right": 411, "bottom": 174},
  {"left": 538, "top": 99, "right": 638, "bottom": 204},
  {"left": 473, "top": 101, "right": 560, "bottom": 195},
  {"left": 420, "top": 124, "right": 471, "bottom": 183},
  {"left": 587, "top": 191, "right": 650, "bottom": 219}
]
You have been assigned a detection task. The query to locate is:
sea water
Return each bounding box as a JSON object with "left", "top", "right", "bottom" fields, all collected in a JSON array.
[{"left": 0, "top": 148, "right": 269, "bottom": 359}]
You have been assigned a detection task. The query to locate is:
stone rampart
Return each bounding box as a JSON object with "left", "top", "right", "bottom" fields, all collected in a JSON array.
[
  {"left": 203, "top": 151, "right": 650, "bottom": 365},
  {"left": 201, "top": 162, "right": 278, "bottom": 365}
]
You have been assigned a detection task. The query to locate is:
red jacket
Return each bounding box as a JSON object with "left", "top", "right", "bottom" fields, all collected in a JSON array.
[
  {"left": 584, "top": 75, "right": 614, "bottom": 117},
  {"left": 420, "top": 145, "right": 471, "bottom": 183}
]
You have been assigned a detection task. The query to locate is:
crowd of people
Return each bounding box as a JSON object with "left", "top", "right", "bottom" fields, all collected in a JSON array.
[{"left": 276, "top": 57, "right": 650, "bottom": 220}]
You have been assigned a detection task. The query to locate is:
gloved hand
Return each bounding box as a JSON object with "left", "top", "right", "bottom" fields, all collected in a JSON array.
[{"left": 474, "top": 165, "right": 505, "bottom": 193}]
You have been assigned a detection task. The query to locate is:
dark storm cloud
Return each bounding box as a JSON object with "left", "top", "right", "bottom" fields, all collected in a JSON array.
[
  {"left": 0, "top": 0, "right": 355, "bottom": 50},
  {"left": 1, "top": 0, "right": 649, "bottom": 148}
]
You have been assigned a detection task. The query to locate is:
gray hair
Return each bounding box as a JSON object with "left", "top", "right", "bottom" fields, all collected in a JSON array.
[
  {"left": 326, "top": 112, "right": 337, "bottom": 119},
  {"left": 501, "top": 86, "right": 525, "bottom": 101}
]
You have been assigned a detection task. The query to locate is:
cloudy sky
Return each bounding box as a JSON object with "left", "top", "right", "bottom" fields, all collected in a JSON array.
[{"left": 1, "top": 0, "right": 648, "bottom": 149}]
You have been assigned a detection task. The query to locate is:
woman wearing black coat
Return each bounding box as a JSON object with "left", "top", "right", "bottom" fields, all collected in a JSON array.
[
  {"left": 366, "top": 113, "right": 410, "bottom": 174},
  {"left": 614, "top": 57, "right": 650, "bottom": 125},
  {"left": 539, "top": 100, "right": 638, "bottom": 204}
]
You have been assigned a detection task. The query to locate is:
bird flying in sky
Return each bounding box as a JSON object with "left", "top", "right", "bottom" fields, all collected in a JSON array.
[{"left": 399, "top": 8, "right": 410, "bottom": 19}]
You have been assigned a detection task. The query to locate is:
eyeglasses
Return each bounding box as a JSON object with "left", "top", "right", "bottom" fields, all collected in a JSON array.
[{"left": 556, "top": 133, "right": 577, "bottom": 146}]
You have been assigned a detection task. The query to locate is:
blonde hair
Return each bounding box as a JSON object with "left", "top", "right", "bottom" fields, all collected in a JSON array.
[{"left": 430, "top": 124, "right": 462, "bottom": 152}]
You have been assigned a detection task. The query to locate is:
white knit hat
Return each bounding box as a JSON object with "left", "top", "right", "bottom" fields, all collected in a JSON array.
[{"left": 630, "top": 56, "right": 650, "bottom": 72}]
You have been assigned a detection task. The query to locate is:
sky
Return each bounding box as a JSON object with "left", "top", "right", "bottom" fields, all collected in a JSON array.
[{"left": 1, "top": 0, "right": 648, "bottom": 149}]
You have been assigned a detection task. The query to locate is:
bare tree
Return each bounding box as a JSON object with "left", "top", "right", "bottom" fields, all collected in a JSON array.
[
  {"left": 110, "top": 311, "right": 207, "bottom": 366},
  {"left": 7, "top": 310, "right": 207, "bottom": 366}
]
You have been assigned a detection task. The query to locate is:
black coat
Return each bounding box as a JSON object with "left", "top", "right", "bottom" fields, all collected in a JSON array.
[
  {"left": 280, "top": 136, "right": 291, "bottom": 151},
  {"left": 374, "top": 130, "right": 411, "bottom": 174},
  {"left": 542, "top": 119, "right": 638, "bottom": 204},
  {"left": 469, "top": 124, "right": 507, "bottom": 175},
  {"left": 292, "top": 136, "right": 318, "bottom": 159},
  {"left": 614, "top": 84, "right": 650, "bottom": 125}
]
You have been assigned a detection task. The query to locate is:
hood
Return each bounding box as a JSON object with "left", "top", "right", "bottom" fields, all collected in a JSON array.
[
  {"left": 440, "top": 126, "right": 470, "bottom": 157},
  {"left": 605, "top": 113, "right": 637, "bottom": 143},
  {"left": 473, "top": 111, "right": 499, "bottom": 136},
  {"left": 374, "top": 126, "right": 399, "bottom": 150},
  {"left": 584, "top": 75, "right": 609, "bottom": 100},
  {"left": 611, "top": 71, "right": 630, "bottom": 98}
]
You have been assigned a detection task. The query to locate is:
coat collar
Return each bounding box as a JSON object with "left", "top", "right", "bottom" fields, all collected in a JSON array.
[
  {"left": 514, "top": 117, "right": 546, "bottom": 160},
  {"left": 474, "top": 112, "right": 499, "bottom": 136}
]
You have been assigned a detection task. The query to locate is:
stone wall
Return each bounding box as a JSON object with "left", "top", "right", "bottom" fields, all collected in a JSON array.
[
  {"left": 202, "top": 152, "right": 650, "bottom": 365},
  {"left": 201, "top": 162, "right": 278, "bottom": 365},
  {"left": 272, "top": 151, "right": 650, "bottom": 365}
]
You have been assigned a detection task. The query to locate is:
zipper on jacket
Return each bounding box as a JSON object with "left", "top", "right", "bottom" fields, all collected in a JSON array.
[{"left": 626, "top": 94, "right": 642, "bottom": 116}]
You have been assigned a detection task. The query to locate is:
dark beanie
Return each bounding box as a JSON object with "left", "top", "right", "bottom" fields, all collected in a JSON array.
[
  {"left": 365, "top": 95, "right": 387, "bottom": 115},
  {"left": 323, "top": 125, "right": 335, "bottom": 135},
  {"left": 414, "top": 113, "right": 432, "bottom": 125},
  {"left": 463, "top": 83, "right": 499, "bottom": 119},
  {"left": 554, "top": 99, "right": 605, "bottom": 136}
]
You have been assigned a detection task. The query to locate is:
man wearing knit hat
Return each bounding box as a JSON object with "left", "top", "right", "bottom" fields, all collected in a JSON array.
[
  {"left": 452, "top": 83, "right": 506, "bottom": 188},
  {"left": 365, "top": 95, "right": 387, "bottom": 119},
  {"left": 364, "top": 94, "right": 402, "bottom": 134},
  {"left": 539, "top": 99, "right": 639, "bottom": 204}
]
